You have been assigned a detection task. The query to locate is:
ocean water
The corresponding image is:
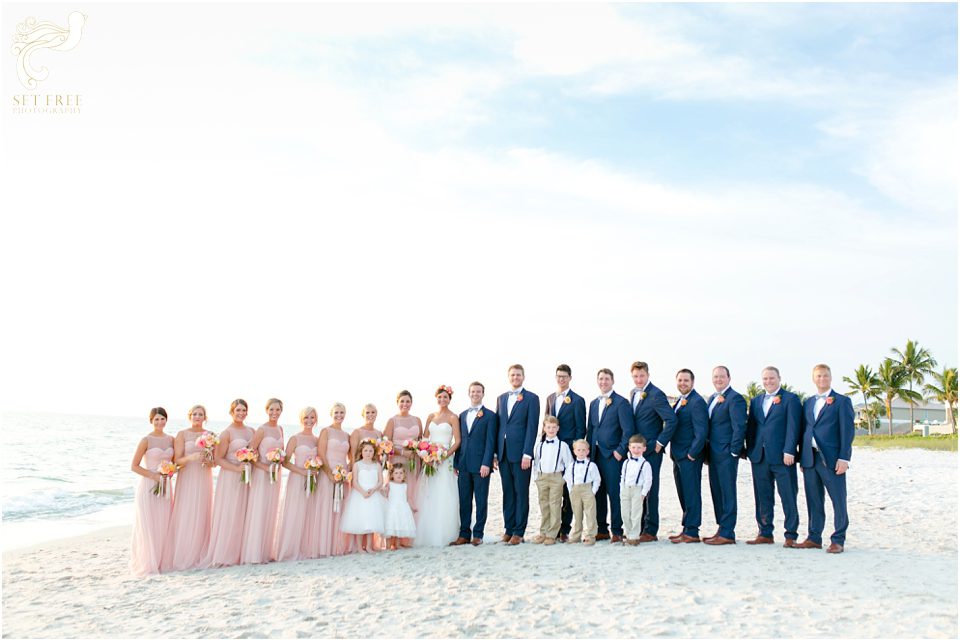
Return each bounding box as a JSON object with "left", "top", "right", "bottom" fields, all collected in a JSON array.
[{"left": 0, "top": 411, "right": 236, "bottom": 551}]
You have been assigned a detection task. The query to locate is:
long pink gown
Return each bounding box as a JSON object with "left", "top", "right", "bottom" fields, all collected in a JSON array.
[
  {"left": 130, "top": 434, "right": 174, "bottom": 576},
  {"left": 315, "top": 428, "right": 350, "bottom": 556},
  {"left": 240, "top": 425, "right": 284, "bottom": 564},
  {"left": 275, "top": 434, "right": 319, "bottom": 561},
  {"left": 390, "top": 415, "right": 422, "bottom": 512},
  {"left": 161, "top": 430, "right": 213, "bottom": 571},
  {"left": 203, "top": 426, "right": 254, "bottom": 568}
]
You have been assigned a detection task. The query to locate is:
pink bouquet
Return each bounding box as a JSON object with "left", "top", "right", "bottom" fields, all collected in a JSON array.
[
  {"left": 153, "top": 460, "right": 177, "bottom": 497},
  {"left": 418, "top": 442, "right": 449, "bottom": 477},
  {"left": 332, "top": 464, "right": 350, "bottom": 513},
  {"left": 195, "top": 431, "right": 220, "bottom": 464},
  {"left": 304, "top": 456, "right": 323, "bottom": 495},
  {"left": 402, "top": 439, "right": 420, "bottom": 472},
  {"left": 235, "top": 447, "right": 257, "bottom": 484},
  {"left": 377, "top": 439, "right": 394, "bottom": 467},
  {"left": 267, "top": 448, "right": 285, "bottom": 484}
]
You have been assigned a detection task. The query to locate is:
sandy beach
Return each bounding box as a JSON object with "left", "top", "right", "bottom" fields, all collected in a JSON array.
[{"left": 3, "top": 447, "right": 956, "bottom": 638}]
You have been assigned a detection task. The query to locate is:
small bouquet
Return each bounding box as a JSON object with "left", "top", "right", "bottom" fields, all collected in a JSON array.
[
  {"left": 195, "top": 431, "right": 220, "bottom": 464},
  {"left": 332, "top": 464, "right": 350, "bottom": 513},
  {"left": 267, "top": 448, "right": 285, "bottom": 484},
  {"left": 304, "top": 456, "right": 323, "bottom": 495},
  {"left": 153, "top": 460, "right": 177, "bottom": 497},
  {"left": 235, "top": 447, "right": 258, "bottom": 484},
  {"left": 418, "top": 442, "right": 449, "bottom": 477},
  {"left": 377, "top": 439, "right": 394, "bottom": 467},
  {"left": 402, "top": 439, "right": 420, "bottom": 472}
]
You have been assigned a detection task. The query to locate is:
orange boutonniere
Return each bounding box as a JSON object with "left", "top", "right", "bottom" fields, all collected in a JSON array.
[
  {"left": 680, "top": 398, "right": 688, "bottom": 407},
  {"left": 717, "top": 395, "right": 725, "bottom": 404},
  {"left": 476, "top": 409, "right": 484, "bottom": 418},
  {"left": 605, "top": 397, "right": 612, "bottom": 407},
  {"left": 563, "top": 395, "right": 571, "bottom": 405},
  {"left": 772, "top": 395, "right": 782, "bottom": 405},
  {"left": 517, "top": 394, "right": 523, "bottom": 402},
  {"left": 825, "top": 396, "right": 834, "bottom": 405}
]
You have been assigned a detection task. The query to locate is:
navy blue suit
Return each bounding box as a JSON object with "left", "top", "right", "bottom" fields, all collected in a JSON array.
[
  {"left": 586, "top": 390, "right": 633, "bottom": 536},
  {"left": 705, "top": 388, "right": 747, "bottom": 540},
  {"left": 455, "top": 406, "right": 497, "bottom": 540},
  {"left": 746, "top": 388, "right": 801, "bottom": 540},
  {"left": 800, "top": 390, "right": 854, "bottom": 546},
  {"left": 630, "top": 383, "right": 677, "bottom": 537},
  {"left": 670, "top": 390, "right": 708, "bottom": 537},
  {"left": 496, "top": 389, "right": 540, "bottom": 537},
  {"left": 545, "top": 389, "right": 586, "bottom": 536}
]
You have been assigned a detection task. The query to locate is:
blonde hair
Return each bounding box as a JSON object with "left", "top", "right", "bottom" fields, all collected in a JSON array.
[
  {"left": 543, "top": 415, "right": 559, "bottom": 427},
  {"left": 330, "top": 402, "right": 346, "bottom": 416},
  {"left": 187, "top": 404, "right": 207, "bottom": 421},
  {"left": 300, "top": 406, "right": 317, "bottom": 424},
  {"left": 229, "top": 398, "right": 248, "bottom": 415},
  {"left": 361, "top": 403, "right": 377, "bottom": 417},
  {"left": 572, "top": 439, "right": 590, "bottom": 451},
  {"left": 813, "top": 363, "right": 832, "bottom": 374},
  {"left": 266, "top": 398, "right": 284, "bottom": 411}
]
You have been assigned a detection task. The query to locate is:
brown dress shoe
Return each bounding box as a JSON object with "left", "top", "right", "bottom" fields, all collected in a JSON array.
[
  {"left": 637, "top": 533, "right": 658, "bottom": 543},
  {"left": 704, "top": 536, "right": 735, "bottom": 546},
  {"left": 449, "top": 537, "right": 470, "bottom": 546},
  {"left": 783, "top": 539, "right": 800, "bottom": 549},
  {"left": 508, "top": 535, "right": 522, "bottom": 545},
  {"left": 610, "top": 535, "right": 623, "bottom": 544},
  {"left": 668, "top": 533, "right": 685, "bottom": 542},
  {"left": 745, "top": 535, "right": 775, "bottom": 545},
  {"left": 501, "top": 534, "right": 511, "bottom": 543},
  {"left": 471, "top": 538, "right": 482, "bottom": 546},
  {"left": 559, "top": 534, "right": 569, "bottom": 543},
  {"left": 671, "top": 534, "right": 701, "bottom": 544},
  {"left": 797, "top": 539, "right": 822, "bottom": 549},
  {"left": 826, "top": 543, "right": 844, "bottom": 554},
  {"left": 596, "top": 532, "right": 611, "bottom": 541}
]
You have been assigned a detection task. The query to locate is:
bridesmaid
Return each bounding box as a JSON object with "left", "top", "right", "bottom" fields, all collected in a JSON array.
[
  {"left": 240, "top": 398, "right": 285, "bottom": 564},
  {"left": 130, "top": 407, "right": 175, "bottom": 576},
  {"left": 315, "top": 402, "right": 351, "bottom": 556},
  {"left": 161, "top": 404, "right": 214, "bottom": 571},
  {"left": 203, "top": 399, "right": 254, "bottom": 568},
  {"left": 275, "top": 407, "right": 320, "bottom": 561},
  {"left": 383, "top": 390, "right": 423, "bottom": 548},
  {"left": 348, "top": 403, "right": 383, "bottom": 460}
]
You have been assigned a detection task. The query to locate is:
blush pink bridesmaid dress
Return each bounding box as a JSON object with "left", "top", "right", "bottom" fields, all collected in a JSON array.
[
  {"left": 390, "top": 415, "right": 422, "bottom": 513},
  {"left": 275, "top": 434, "right": 319, "bottom": 561},
  {"left": 315, "top": 428, "right": 350, "bottom": 556},
  {"left": 240, "top": 425, "right": 284, "bottom": 564},
  {"left": 161, "top": 431, "right": 213, "bottom": 571},
  {"left": 203, "top": 426, "right": 254, "bottom": 568},
  {"left": 130, "top": 434, "right": 174, "bottom": 576}
]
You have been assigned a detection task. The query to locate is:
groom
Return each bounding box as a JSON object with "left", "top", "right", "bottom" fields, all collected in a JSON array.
[
  {"left": 452, "top": 381, "right": 496, "bottom": 546},
  {"left": 496, "top": 364, "right": 540, "bottom": 545}
]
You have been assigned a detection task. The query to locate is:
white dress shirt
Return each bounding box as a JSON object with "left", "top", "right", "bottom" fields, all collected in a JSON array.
[
  {"left": 632, "top": 384, "right": 649, "bottom": 411},
  {"left": 563, "top": 458, "right": 601, "bottom": 494},
  {"left": 554, "top": 390, "right": 567, "bottom": 416},
  {"left": 597, "top": 393, "right": 610, "bottom": 421},
  {"left": 762, "top": 388, "right": 782, "bottom": 417},
  {"left": 674, "top": 393, "right": 689, "bottom": 413},
  {"left": 507, "top": 388, "right": 522, "bottom": 418},
  {"left": 620, "top": 455, "right": 653, "bottom": 496},
  {"left": 532, "top": 438, "right": 573, "bottom": 480},
  {"left": 465, "top": 406, "right": 481, "bottom": 433},
  {"left": 708, "top": 386, "right": 730, "bottom": 418}
]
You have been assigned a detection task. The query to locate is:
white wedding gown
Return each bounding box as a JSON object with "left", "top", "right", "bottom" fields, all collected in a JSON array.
[{"left": 415, "top": 422, "right": 460, "bottom": 547}]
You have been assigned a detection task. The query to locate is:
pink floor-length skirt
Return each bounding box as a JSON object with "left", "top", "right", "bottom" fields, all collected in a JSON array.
[
  {"left": 203, "top": 428, "right": 253, "bottom": 568},
  {"left": 275, "top": 442, "right": 320, "bottom": 561},
  {"left": 130, "top": 443, "right": 174, "bottom": 576},
  {"left": 161, "top": 436, "right": 213, "bottom": 571},
  {"left": 315, "top": 430, "right": 351, "bottom": 556},
  {"left": 240, "top": 433, "right": 284, "bottom": 564}
]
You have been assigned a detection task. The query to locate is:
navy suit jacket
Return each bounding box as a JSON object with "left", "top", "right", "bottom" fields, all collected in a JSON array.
[
  {"left": 496, "top": 389, "right": 540, "bottom": 463},
  {"left": 630, "top": 383, "right": 677, "bottom": 449},
  {"left": 669, "top": 390, "right": 708, "bottom": 461},
  {"left": 706, "top": 388, "right": 747, "bottom": 456},
  {"left": 454, "top": 406, "right": 496, "bottom": 473},
  {"left": 586, "top": 390, "right": 633, "bottom": 459},
  {"left": 544, "top": 389, "right": 586, "bottom": 443},
  {"left": 800, "top": 391, "right": 854, "bottom": 469},
  {"left": 745, "top": 389, "right": 801, "bottom": 464}
]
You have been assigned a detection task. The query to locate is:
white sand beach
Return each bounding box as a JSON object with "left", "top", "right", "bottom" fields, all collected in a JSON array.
[{"left": 3, "top": 448, "right": 957, "bottom": 638}]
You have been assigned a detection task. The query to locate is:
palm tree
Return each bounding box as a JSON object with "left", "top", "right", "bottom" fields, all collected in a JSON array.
[
  {"left": 780, "top": 383, "right": 807, "bottom": 404},
  {"left": 924, "top": 367, "right": 958, "bottom": 434},
  {"left": 843, "top": 364, "right": 882, "bottom": 435},
  {"left": 891, "top": 340, "right": 938, "bottom": 430},
  {"left": 744, "top": 381, "right": 763, "bottom": 403},
  {"left": 876, "top": 358, "right": 920, "bottom": 435}
]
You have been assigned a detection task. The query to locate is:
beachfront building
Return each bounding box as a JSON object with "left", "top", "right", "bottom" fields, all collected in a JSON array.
[{"left": 854, "top": 399, "right": 950, "bottom": 434}]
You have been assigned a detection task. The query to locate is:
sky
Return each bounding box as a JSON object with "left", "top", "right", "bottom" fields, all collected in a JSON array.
[{"left": 1, "top": 2, "right": 956, "bottom": 425}]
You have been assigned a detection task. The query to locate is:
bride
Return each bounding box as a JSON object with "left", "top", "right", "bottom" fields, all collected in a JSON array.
[{"left": 415, "top": 385, "right": 461, "bottom": 547}]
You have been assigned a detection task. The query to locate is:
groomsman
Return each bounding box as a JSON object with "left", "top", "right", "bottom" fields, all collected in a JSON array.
[
  {"left": 799, "top": 364, "right": 854, "bottom": 554},
  {"left": 669, "top": 369, "right": 708, "bottom": 543},
  {"left": 745, "top": 366, "right": 802, "bottom": 546},
  {"left": 628, "top": 361, "right": 677, "bottom": 542},
  {"left": 586, "top": 368, "right": 633, "bottom": 542},
  {"left": 496, "top": 364, "right": 540, "bottom": 545},
  {"left": 703, "top": 366, "right": 747, "bottom": 545},
  {"left": 452, "top": 382, "right": 497, "bottom": 546},
  {"left": 544, "top": 364, "right": 586, "bottom": 542}
]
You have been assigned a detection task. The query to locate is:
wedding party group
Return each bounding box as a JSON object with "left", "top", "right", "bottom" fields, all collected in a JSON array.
[{"left": 129, "top": 361, "right": 855, "bottom": 576}]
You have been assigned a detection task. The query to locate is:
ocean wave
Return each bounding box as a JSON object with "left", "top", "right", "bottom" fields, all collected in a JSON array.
[{"left": 2, "top": 487, "right": 135, "bottom": 522}]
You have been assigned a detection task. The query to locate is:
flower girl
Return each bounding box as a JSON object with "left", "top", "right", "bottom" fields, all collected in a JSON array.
[
  {"left": 382, "top": 465, "right": 417, "bottom": 550},
  {"left": 340, "top": 440, "right": 385, "bottom": 552}
]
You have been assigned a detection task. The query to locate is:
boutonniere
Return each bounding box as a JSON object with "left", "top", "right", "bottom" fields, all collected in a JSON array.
[
  {"left": 717, "top": 395, "right": 725, "bottom": 404},
  {"left": 640, "top": 392, "right": 647, "bottom": 400},
  {"left": 605, "top": 397, "right": 612, "bottom": 407},
  {"left": 772, "top": 395, "right": 782, "bottom": 405},
  {"left": 476, "top": 409, "right": 484, "bottom": 418},
  {"left": 517, "top": 394, "right": 523, "bottom": 402},
  {"left": 825, "top": 397, "right": 834, "bottom": 405},
  {"left": 680, "top": 398, "right": 688, "bottom": 407},
  {"left": 563, "top": 395, "right": 571, "bottom": 405}
]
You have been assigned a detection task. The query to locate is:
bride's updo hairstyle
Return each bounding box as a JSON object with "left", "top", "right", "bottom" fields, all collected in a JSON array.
[{"left": 435, "top": 385, "right": 453, "bottom": 398}]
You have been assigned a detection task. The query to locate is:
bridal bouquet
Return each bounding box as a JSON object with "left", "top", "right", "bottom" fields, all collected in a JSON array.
[
  {"left": 303, "top": 457, "right": 323, "bottom": 495},
  {"left": 267, "top": 448, "right": 285, "bottom": 484},
  {"left": 195, "top": 431, "right": 220, "bottom": 464},
  {"left": 153, "top": 460, "right": 177, "bottom": 497},
  {"left": 235, "top": 447, "right": 258, "bottom": 484},
  {"left": 402, "top": 439, "right": 420, "bottom": 472},
  {"left": 377, "top": 439, "right": 394, "bottom": 467},
  {"left": 332, "top": 464, "right": 351, "bottom": 513},
  {"left": 418, "top": 442, "right": 449, "bottom": 477}
]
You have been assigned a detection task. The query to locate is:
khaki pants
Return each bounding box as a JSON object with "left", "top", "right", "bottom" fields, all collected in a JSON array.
[
  {"left": 620, "top": 484, "right": 646, "bottom": 540},
  {"left": 569, "top": 483, "right": 598, "bottom": 541},
  {"left": 536, "top": 473, "right": 565, "bottom": 538}
]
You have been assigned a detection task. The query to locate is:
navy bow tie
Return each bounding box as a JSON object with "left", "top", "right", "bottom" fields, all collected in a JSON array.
[
  {"left": 575, "top": 460, "right": 587, "bottom": 464},
  {"left": 629, "top": 456, "right": 641, "bottom": 461},
  {"left": 544, "top": 439, "right": 556, "bottom": 444}
]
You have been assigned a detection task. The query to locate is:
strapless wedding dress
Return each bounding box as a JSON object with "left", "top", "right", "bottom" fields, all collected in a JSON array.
[{"left": 415, "top": 422, "right": 460, "bottom": 547}]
